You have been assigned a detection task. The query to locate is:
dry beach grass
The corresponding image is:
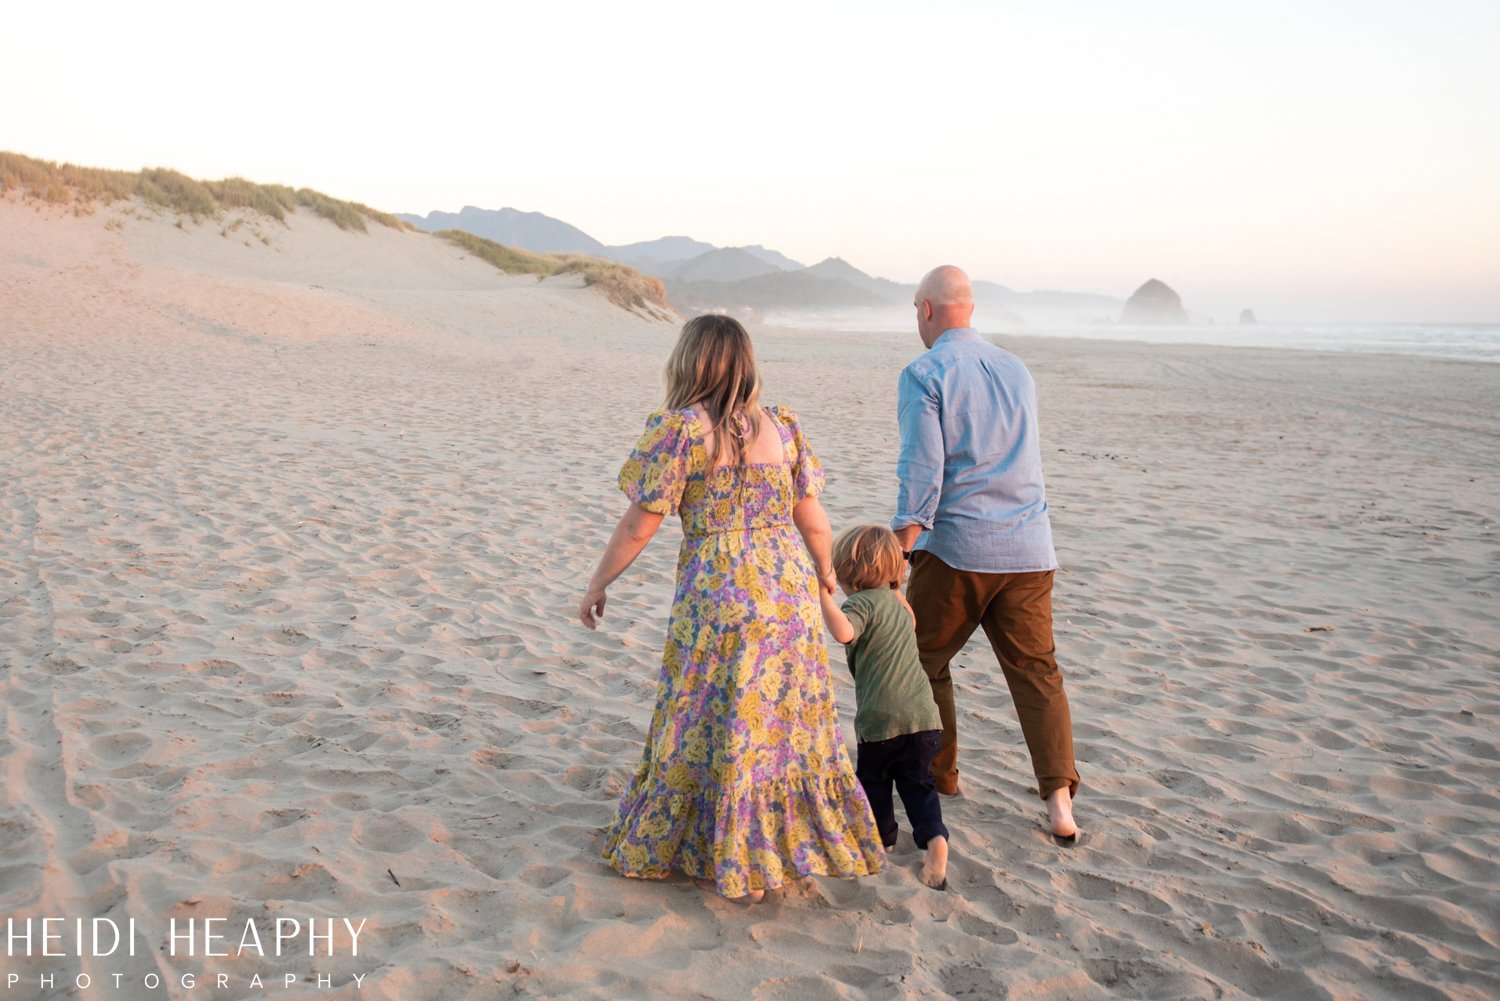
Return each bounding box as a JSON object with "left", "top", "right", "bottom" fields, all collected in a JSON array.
[{"left": 1, "top": 194, "right": 1497, "bottom": 1000}]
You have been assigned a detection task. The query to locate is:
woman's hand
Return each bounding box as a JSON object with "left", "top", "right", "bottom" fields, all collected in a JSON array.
[
  {"left": 817, "top": 567, "right": 838, "bottom": 595},
  {"left": 579, "top": 586, "right": 607, "bottom": 629}
]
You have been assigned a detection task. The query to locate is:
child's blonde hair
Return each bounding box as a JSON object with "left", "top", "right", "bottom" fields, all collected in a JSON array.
[{"left": 831, "top": 524, "right": 906, "bottom": 592}]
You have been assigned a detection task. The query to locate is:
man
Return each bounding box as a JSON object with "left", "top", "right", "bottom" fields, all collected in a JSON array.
[{"left": 892, "top": 265, "right": 1080, "bottom": 843}]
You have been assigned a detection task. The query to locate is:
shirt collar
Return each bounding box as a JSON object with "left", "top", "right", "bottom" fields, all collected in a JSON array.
[{"left": 933, "top": 327, "right": 980, "bottom": 347}]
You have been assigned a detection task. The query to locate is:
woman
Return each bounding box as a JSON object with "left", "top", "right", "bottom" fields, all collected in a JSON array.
[{"left": 578, "top": 314, "right": 884, "bottom": 901}]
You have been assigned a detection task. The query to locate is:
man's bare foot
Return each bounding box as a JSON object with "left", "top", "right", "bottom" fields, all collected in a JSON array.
[
  {"left": 1046, "top": 786, "right": 1078, "bottom": 844},
  {"left": 922, "top": 836, "right": 949, "bottom": 889}
]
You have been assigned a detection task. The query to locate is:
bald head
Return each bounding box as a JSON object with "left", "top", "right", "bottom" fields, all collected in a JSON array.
[
  {"left": 916, "top": 265, "right": 973, "bottom": 307},
  {"left": 914, "top": 264, "right": 975, "bottom": 347}
]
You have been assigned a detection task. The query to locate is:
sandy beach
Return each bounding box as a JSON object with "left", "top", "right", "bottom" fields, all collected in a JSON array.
[{"left": 2, "top": 197, "right": 1497, "bottom": 1000}]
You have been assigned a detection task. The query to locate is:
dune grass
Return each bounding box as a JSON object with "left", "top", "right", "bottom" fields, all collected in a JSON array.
[
  {"left": 434, "top": 229, "right": 670, "bottom": 316},
  {"left": 434, "top": 228, "right": 561, "bottom": 275},
  {"left": 0, "top": 151, "right": 412, "bottom": 232},
  {"left": 2, "top": 150, "right": 668, "bottom": 316}
]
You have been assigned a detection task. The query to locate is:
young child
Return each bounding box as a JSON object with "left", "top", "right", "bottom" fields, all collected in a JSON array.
[{"left": 819, "top": 524, "right": 949, "bottom": 890}]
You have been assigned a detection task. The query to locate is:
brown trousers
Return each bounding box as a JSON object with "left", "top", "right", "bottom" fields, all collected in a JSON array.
[{"left": 907, "top": 552, "right": 1080, "bottom": 800}]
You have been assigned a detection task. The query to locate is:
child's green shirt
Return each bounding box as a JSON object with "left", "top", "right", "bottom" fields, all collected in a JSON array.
[{"left": 840, "top": 586, "right": 942, "bottom": 743}]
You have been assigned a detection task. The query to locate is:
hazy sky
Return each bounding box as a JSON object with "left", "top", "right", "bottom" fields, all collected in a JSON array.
[{"left": 6, "top": 0, "right": 1498, "bottom": 321}]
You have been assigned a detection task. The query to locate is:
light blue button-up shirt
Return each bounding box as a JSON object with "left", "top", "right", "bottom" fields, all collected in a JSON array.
[{"left": 893, "top": 328, "right": 1058, "bottom": 573}]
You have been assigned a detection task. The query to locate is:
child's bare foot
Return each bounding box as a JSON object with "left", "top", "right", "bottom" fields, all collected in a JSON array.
[
  {"left": 1047, "top": 787, "right": 1078, "bottom": 845},
  {"left": 922, "top": 835, "right": 948, "bottom": 890}
]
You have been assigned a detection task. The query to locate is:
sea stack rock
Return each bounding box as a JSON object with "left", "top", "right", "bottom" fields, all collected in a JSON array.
[
  {"left": 1239, "top": 308, "right": 1257, "bottom": 324},
  {"left": 1120, "top": 278, "right": 1188, "bottom": 324}
]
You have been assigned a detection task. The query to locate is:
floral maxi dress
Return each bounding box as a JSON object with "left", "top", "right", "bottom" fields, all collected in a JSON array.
[{"left": 602, "top": 406, "right": 884, "bottom": 897}]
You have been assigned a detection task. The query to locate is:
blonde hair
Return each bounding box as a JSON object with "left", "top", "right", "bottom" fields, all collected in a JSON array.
[
  {"left": 663, "top": 314, "right": 764, "bottom": 467},
  {"left": 831, "top": 525, "right": 906, "bottom": 592}
]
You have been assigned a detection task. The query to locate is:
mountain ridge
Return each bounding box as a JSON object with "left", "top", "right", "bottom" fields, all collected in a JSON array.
[{"left": 401, "top": 203, "right": 1137, "bottom": 323}]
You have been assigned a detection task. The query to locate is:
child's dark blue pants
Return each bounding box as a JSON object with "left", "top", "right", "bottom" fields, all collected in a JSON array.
[{"left": 855, "top": 729, "right": 949, "bottom": 850}]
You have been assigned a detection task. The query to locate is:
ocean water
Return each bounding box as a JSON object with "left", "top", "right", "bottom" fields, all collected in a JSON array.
[
  {"left": 1028, "top": 322, "right": 1500, "bottom": 363},
  {"left": 767, "top": 311, "right": 1500, "bottom": 363}
]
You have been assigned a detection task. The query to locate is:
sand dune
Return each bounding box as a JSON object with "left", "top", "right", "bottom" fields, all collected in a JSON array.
[{"left": 2, "top": 196, "right": 1497, "bottom": 1000}]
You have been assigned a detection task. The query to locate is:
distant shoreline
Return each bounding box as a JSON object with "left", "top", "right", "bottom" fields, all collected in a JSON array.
[{"left": 761, "top": 317, "right": 1500, "bottom": 364}]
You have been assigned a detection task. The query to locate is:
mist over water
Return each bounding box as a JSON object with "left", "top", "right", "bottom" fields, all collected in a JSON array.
[{"left": 766, "top": 310, "right": 1500, "bottom": 363}]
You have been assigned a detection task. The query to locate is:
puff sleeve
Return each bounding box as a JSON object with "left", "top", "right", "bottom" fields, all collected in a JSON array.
[
  {"left": 618, "top": 410, "right": 692, "bottom": 515},
  {"left": 771, "top": 405, "right": 825, "bottom": 499}
]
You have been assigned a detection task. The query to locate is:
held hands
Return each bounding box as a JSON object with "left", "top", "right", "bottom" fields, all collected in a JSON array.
[
  {"left": 578, "top": 586, "right": 607, "bottom": 630},
  {"left": 816, "top": 568, "right": 838, "bottom": 596}
]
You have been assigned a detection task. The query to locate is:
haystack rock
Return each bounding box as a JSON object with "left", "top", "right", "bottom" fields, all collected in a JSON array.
[
  {"left": 1239, "top": 308, "right": 1258, "bottom": 324},
  {"left": 1120, "top": 278, "right": 1188, "bottom": 324}
]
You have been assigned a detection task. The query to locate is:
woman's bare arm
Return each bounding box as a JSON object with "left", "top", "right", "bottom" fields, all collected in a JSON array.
[
  {"left": 791, "top": 495, "right": 837, "bottom": 595},
  {"left": 578, "top": 503, "right": 665, "bottom": 629}
]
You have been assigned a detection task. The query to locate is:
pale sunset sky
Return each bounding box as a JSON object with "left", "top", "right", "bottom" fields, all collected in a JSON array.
[{"left": 5, "top": 0, "right": 1497, "bottom": 322}]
